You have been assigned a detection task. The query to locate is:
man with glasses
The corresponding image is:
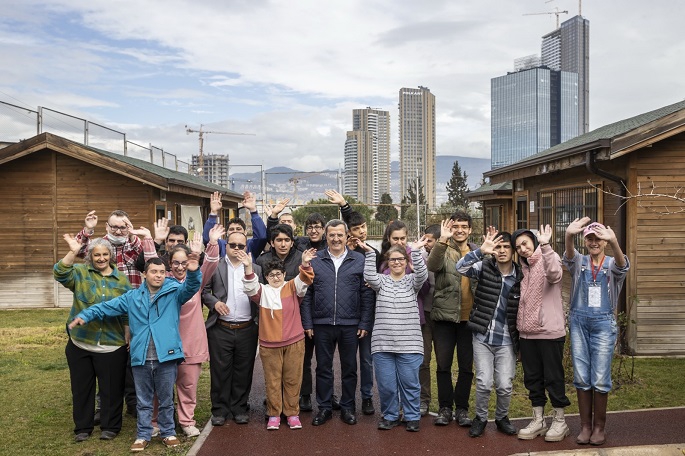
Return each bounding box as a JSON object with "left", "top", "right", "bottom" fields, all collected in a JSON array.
[
  {"left": 135, "top": 219, "right": 205, "bottom": 272},
  {"left": 202, "top": 231, "right": 262, "bottom": 426},
  {"left": 298, "top": 213, "right": 327, "bottom": 252}
]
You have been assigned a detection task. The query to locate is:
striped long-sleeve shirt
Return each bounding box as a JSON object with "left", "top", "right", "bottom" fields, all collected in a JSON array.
[{"left": 364, "top": 249, "right": 427, "bottom": 355}]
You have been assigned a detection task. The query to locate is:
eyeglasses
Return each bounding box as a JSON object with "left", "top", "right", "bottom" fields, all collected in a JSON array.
[
  {"left": 227, "top": 243, "right": 246, "bottom": 250},
  {"left": 307, "top": 225, "right": 323, "bottom": 232},
  {"left": 388, "top": 257, "right": 406, "bottom": 264},
  {"left": 267, "top": 271, "right": 284, "bottom": 279},
  {"left": 107, "top": 223, "right": 128, "bottom": 233},
  {"left": 171, "top": 261, "right": 188, "bottom": 268}
]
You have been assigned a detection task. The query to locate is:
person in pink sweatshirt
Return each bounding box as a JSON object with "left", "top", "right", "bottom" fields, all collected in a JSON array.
[
  {"left": 239, "top": 247, "right": 316, "bottom": 431},
  {"left": 142, "top": 224, "right": 224, "bottom": 438},
  {"left": 512, "top": 225, "right": 570, "bottom": 443}
]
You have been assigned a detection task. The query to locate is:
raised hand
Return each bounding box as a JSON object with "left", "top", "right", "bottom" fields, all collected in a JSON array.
[
  {"left": 63, "top": 233, "right": 82, "bottom": 254},
  {"left": 154, "top": 218, "right": 170, "bottom": 244},
  {"left": 210, "top": 191, "right": 223, "bottom": 214},
  {"left": 566, "top": 217, "right": 591, "bottom": 236},
  {"left": 235, "top": 250, "right": 252, "bottom": 268},
  {"left": 84, "top": 211, "right": 98, "bottom": 231},
  {"left": 301, "top": 248, "right": 317, "bottom": 265},
  {"left": 410, "top": 235, "right": 428, "bottom": 250},
  {"left": 324, "top": 189, "right": 346, "bottom": 207},
  {"left": 208, "top": 224, "right": 225, "bottom": 244},
  {"left": 189, "top": 232, "right": 203, "bottom": 254},
  {"left": 591, "top": 224, "right": 617, "bottom": 243},
  {"left": 440, "top": 219, "right": 455, "bottom": 241},
  {"left": 480, "top": 226, "right": 502, "bottom": 255},
  {"left": 537, "top": 224, "right": 552, "bottom": 245},
  {"left": 354, "top": 238, "right": 373, "bottom": 252},
  {"left": 129, "top": 226, "right": 151, "bottom": 239},
  {"left": 270, "top": 198, "right": 291, "bottom": 217},
  {"left": 242, "top": 192, "right": 257, "bottom": 213},
  {"left": 186, "top": 252, "right": 200, "bottom": 271}
]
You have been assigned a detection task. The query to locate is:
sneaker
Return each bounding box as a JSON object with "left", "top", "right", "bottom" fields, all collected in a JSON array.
[
  {"left": 377, "top": 418, "right": 401, "bottom": 430},
  {"left": 130, "top": 439, "right": 149, "bottom": 452},
  {"left": 469, "top": 416, "right": 487, "bottom": 438},
  {"left": 74, "top": 432, "right": 90, "bottom": 442},
  {"left": 495, "top": 416, "right": 517, "bottom": 435},
  {"left": 162, "top": 436, "right": 181, "bottom": 448},
  {"left": 419, "top": 401, "right": 429, "bottom": 417},
  {"left": 455, "top": 408, "right": 472, "bottom": 427},
  {"left": 287, "top": 415, "right": 303, "bottom": 430},
  {"left": 267, "top": 416, "right": 281, "bottom": 430},
  {"left": 406, "top": 420, "right": 420, "bottom": 432},
  {"left": 151, "top": 426, "right": 160, "bottom": 438},
  {"left": 182, "top": 425, "right": 201, "bottom": 437},
  {"left": 434, "top": 407, "right": 453, "bottom": 426}
]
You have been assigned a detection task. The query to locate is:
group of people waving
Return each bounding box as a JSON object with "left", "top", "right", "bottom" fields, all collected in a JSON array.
[{"left": 56, "top": 188, "right": 628, "bottom": 452}]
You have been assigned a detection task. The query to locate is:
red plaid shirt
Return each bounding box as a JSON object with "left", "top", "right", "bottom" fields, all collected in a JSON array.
[{"left": 76, "top": 228, "right": 143, "bottom": 289}]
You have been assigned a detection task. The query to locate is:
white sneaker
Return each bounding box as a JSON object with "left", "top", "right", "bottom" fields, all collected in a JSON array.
[
  {"left": 151, "top": 426, "right": 160, "bottom": 438},
  {"left": 182, "top": 425, "right": 201, "bottom": 437}
]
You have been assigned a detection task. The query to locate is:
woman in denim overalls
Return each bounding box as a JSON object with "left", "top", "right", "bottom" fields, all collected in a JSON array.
[{"left": 563, "top": 218, "right": 629, "bottom": 446}]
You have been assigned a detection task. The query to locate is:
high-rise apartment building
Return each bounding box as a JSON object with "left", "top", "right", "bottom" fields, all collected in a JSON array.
[
  {"left": 398, "top": 86, "right": 436, "bottom": 209},
  {"left": 491, "top": 67, "right": 578, "bottom": 169},
  {"left": 343, "top": 107, "right": 390, "bottom": 205},
  {"left": 541, "top": 15, "right": 590, "bottom": 133},
  {"left": 191, "top": 154, "right": 229, "bottom": 189}
]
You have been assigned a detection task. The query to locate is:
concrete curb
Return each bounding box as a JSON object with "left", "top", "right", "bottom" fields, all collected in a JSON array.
[
  {"left": 185, "top": 419, "right": 213, "bottom": 456},
  {"left": 510, "top": 443, "right": 685, "bottom": 456}
]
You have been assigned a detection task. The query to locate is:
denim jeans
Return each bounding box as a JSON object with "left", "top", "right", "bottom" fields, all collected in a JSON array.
[
  {"left": 358, "top": 331, "right": 374, "bottom": 400},
  {"left": 569, "top": 312, "right": 617, "bottom": 393},
  {"left": 132, "top": 360, "right": 178, "bottom": 440},
  {"left": 372, "top": 352, "right": 423, "bottom": 422},
  {"left": 472, "top": 336, "right": 516, "bottom": 421}
]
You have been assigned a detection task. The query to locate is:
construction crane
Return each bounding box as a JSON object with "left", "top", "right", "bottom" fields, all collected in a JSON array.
[
  {"left": 288, "top": 172, "right": 323, "bottom": 204},
  {"left": 523, "top": 7, "right": 568, "bottom": 29},
  {"left": 185, "top": 124, "right": 255, "bottom": 177}
]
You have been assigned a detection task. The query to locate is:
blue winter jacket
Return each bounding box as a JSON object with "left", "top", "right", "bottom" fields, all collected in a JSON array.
[
  {"left": 203, "top": 212, "right": 267, "bottom": 260},
  {"left": 300, "top": 248, "right": 374, "bottom": 331},
  {"left": 74, "top": 269, "right": 202, "bottom": 366}
]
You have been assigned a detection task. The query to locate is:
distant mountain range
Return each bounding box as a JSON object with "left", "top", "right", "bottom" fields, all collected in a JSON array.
[{"left": 229, "top": 155, "right": 490, "bottom": 206}]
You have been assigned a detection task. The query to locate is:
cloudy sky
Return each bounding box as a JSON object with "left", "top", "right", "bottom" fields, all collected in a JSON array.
[{"left": 1, "top": 0, "right": 683, "bottom": 172}]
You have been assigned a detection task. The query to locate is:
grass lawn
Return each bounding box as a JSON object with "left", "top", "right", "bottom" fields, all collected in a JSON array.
[{"left": 1, "top": 308, "right": 684, "bottom": 455}]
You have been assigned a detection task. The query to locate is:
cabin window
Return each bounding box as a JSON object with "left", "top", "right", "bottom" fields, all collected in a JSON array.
[{"left": 538, "top": 185, "right": 600, "bottom": 254}]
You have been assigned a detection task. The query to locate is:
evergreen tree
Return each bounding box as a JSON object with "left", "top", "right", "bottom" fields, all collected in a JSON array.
[
  {"left": 375, "top": 193, "right": 398, "bottom": 223},
  {"left": 446, "top": 160, "right": 469, "bottom": 209},
  {"left": 291, "top": 195, "right": 374, "bottom": 229}
]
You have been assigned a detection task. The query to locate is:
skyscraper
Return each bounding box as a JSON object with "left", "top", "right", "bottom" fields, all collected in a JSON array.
[
  {"left": 398, "top": 86, "right": 436, "bottom": 209},
  {"left": 343, "top": 107, "right": 390, "bottom": 205},
  {"left": 541, "top": 15, "right": 590, "bottom": 133},
  {"left": 491, "top": 66, "right": 578, "bottom": 169}
]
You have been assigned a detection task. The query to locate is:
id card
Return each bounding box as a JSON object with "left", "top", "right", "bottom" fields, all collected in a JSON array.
[{"left": 588, "top": 283, "right": 602, "bottom": 308}]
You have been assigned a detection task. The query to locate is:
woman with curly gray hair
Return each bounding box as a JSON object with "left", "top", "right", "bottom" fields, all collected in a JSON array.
[{"left": 54, "top": 234, "right": 132, "bottom": 443}]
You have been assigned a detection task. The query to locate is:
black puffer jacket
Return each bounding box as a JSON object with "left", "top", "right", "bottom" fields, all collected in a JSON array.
[{"left": 467, "top": 257, "right": 523, "bottom": 353}]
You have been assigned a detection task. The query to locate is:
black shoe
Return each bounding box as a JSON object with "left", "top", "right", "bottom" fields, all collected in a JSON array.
[
  {"left": 406, "top": 420, "right": 420, "bottom": 432},
  {"left": 99, "top": 430, "right": 118, "bottom": 440},
  {"left": 377, "top": 418, "right": 400, "bottom": 430},
  {"left": 340, "top": 408, "right": 357, "bottom": 425},
  {"left": 362, "top": 398, "right": 375, "bottom": 415},
  {"left": 299, "top": 395, "right": 313, "bottom": 412},
  {"left": 312, "top": 409, "right": 332, "bottom": 426},
  {"left": 469, "top": 416, "right": 487, "bottom": 437},
  {"left": 455, "top": 408, "right": 472, "bottom": 427},
  {"left": 495, "top": 416, "right": 517, "bottom": 435},
  {"left": 93, "top": 409, "right": 101, "bottom": 426},
  {"left": 332, "top": 395, "right": 341, "bottom": 410},
  {"left": 211, "top": 415, "right": 226, "bottom": 426},
  {"left": 74, "top": 432, "right": 90, "bottom": 442},
  {"left": 234, "top": 414, "right": 249, "bottom": 424},
  {"left": 434, "top": 407, "right": 453, "bottom": 426}
]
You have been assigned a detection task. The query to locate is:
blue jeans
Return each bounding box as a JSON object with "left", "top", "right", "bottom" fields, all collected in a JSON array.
[
  {"left": 358, "top": 331, "right": 374, "bottom": 399},
  {"left": 472, "top": 336, "right": 516, "bottom": 421},
  {"left": 570, "top": 312, "right": 617, "bottom": 393},
  {"left": 132, "top": 360, "right": 178, "bottom": 440},
  {"left": 372, "top": 352, "right": 423, "bottom": 422}
]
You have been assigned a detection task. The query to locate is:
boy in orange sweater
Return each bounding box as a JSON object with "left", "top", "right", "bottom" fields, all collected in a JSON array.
[{"left": 238, "top": 248, "right": 316, "bottom": 430}]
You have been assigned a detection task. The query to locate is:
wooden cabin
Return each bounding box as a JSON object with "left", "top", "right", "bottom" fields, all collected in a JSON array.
[
  {"left": 0, "top": 133, "right": 243, "bottom": 309},
  {"left": 469, "top": 99, "right": 685, "bottom": 356}
]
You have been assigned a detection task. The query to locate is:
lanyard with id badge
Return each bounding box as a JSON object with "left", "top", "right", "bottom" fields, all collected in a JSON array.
[{"left": 588, "top": 255, "right": 605, "bottom": 308}]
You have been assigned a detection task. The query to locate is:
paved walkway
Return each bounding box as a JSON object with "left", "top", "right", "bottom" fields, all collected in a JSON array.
[{"left": 193, "top": 356, "right": 685, "bottom": 456}]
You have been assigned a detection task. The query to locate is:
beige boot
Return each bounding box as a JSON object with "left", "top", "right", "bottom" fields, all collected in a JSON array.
[
  {"left": 517, "top": 406, "right": 547, "bottom": 440},
  {"left": 545, "top": 407, "right": 571, "bottom": 442}
]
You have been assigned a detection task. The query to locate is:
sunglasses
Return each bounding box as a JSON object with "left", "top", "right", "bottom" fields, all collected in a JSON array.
[{"left": 228, "top": 243, "right": 246, "bottom": 250}]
